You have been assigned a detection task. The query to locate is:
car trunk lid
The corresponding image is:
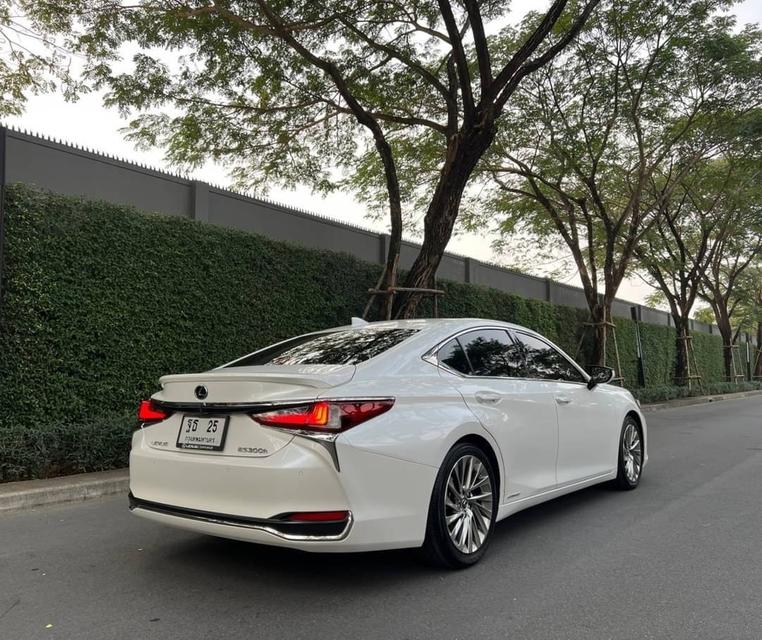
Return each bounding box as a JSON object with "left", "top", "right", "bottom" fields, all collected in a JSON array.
[
  {"left": 154, "top": 364, "right": 356, "bottom": 405},
  {"left": 143, "top": 365, "right": 355, "bottom": 459}
]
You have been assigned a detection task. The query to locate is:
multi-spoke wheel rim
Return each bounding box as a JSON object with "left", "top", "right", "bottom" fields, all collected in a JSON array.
[
  {"left": 444, "top": 455, "right": 494, "bottom": 554},
  {"left": 622, "top": 423, "right": 642, "bottom": 484}
]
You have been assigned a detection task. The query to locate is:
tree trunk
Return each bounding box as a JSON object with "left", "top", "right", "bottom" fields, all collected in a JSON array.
[
  {"left": 588, "top": 302, "right": 609, "bottom": 367},
  {"left": 716, "top": 321, "right": 734, "bottom": 382},
  {"left": 395, "top": 124, "right": 496, "bottom": 318},
  {"left": 673, "top": 315, "right": 691, "bottom": 386},
  {"left": 723, "top": 342, "right": 733, "bottom": 382},
  {"left": 367, "top": 217, "right": 401, "bottom": 320},
  {"left": 755, "top": 322, "right": 762, "bottom": 379}
]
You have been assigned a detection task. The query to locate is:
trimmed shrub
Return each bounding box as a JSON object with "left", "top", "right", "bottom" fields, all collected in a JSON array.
[
  {"left": 0, "top": 185, "right": 742, "bottom": 480},
  {"left": 632, "top": 381, "right": 762, "bottom": 405},
  {"left": 0, "top": 185, "right": 378, "bottom": 479},
  {"left": 0, "top": 415, "right": 135, "bottom": 481}
]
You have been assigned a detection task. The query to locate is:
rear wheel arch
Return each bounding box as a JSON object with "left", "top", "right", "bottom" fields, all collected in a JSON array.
[
  {"left": 451, "top": 434, "right": 501, "bottom": 501},
  {"left": 423, "top": 438, "right": 500, "bottom": 568}
]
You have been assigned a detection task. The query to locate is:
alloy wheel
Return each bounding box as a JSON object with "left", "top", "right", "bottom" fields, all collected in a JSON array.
[
  {"left": 444, "top": 454, "right": 494, "bottom": 554},
  {"left": 622, "top": 423, "right": 642, "bottom": 484}
]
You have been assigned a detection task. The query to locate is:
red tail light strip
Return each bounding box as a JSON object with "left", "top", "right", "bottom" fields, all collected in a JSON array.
[
  {"left": 137, "top": 399, "right": 171, "bottom": 423},
  {"left": 251, "top": 398, "right": 394, "bottom": 433}
]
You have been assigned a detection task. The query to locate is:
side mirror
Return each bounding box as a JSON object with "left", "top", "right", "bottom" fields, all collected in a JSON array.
[{"left": 586, "top": 365, "right": 615, "bottom": 390}]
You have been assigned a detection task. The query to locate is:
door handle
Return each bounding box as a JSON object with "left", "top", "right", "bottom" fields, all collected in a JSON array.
[
  {"left": 556, "top": 396, "right": 572, "bottom": 405},
  {"left": 475, "top": 391, "right": 501, "bottom": 405}
]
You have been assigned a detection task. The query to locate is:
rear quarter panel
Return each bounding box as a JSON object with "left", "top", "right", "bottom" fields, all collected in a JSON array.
[
  {"left": 323, "top": 371, "right": 504, "bottom": 549},
  {"left": 331, "top": 373, "right": 505, "bottom": 480}
]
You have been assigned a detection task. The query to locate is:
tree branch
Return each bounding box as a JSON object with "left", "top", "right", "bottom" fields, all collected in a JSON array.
[
  {"left": 437, "top": 0, "right": 475, "bottom": 122},
  {"left": 494, "top": 0, "right": 601, "bottom": 112},
  {"left": 464, "top": 0, "right": 492, "bottom": 91}
]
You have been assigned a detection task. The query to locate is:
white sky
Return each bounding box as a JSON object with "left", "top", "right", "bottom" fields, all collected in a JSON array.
[{"left": 5, "top": 0, "right": 760, "bottom": 307}]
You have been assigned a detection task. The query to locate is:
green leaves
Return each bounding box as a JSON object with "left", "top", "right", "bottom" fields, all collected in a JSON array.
[
  {"left": 0, "top": 185, "right": 379, "bottom": 480},
  {"left": 18, "top": 1, "right": 460, "bottom": 202},
  {"left": 485, "top": 0, "right": 761, "bottom": 311},
  {"left": 0, "top": 0, "right": 83, "bottom": 117},
  {"left": 0, "top": 185, "right": 739, "bottom": 479}
]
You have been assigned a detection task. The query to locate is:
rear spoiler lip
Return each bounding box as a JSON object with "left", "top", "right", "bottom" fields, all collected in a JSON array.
[{"left": 159, "top": 367, "right": 355, "bottom": 389}]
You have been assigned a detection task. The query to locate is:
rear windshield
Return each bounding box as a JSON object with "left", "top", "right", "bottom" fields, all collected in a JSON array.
[{"left": 225, "top": 328, "right": 419, "bottom": 367}]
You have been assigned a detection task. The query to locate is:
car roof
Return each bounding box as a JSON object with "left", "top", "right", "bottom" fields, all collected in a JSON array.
[
  {"left": 334, "top": 318, "right": 588, "bottom": 380},
  {"left": 333, "top": 317, "right": 534, "bottom": 334}
]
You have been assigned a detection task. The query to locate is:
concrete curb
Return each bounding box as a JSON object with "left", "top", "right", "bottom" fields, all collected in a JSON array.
[
  {"left": 0, "top": 468, "right": 128, "bottom": 515},
  {"left": 640, "top": 389, "right": 762, "bottom": 413}
]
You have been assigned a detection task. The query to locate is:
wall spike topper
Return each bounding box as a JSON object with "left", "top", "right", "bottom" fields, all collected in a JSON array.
[{"left": 2, "top": 123, "right": 388, "bottom": 236}]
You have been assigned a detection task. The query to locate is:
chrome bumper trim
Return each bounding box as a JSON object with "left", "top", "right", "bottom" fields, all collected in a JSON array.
[{"left": 129, "top": 494, "right": 353, "bottom": 542}]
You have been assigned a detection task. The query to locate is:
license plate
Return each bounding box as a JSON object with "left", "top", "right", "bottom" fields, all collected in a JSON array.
[{"left": 176, "top": 415, "right": 229, "bottom": 451}]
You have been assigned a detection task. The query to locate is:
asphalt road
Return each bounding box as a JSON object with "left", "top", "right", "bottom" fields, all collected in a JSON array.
[{"left": 2, "top": 397, "right": 762, "bottom": 640}]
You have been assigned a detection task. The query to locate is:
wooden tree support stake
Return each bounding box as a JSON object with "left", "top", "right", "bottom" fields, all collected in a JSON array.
[
  {"left": 362, "top": 254, "right": 399, "bottom": 320},
  {"left": 728, "top": 343, "right": 746, "bottom": 383},
  {"left": 575, "top": 314, "right": 625, "bottom": 386},
  {"left": 678, "top": 333, "right": 704, "bottom": 393},
  {"left": 753, "top": 346, "right": 762, "bottom": 380}
]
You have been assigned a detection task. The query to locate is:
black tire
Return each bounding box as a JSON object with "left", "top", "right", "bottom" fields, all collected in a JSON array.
[
  {"left": 422, "top": 442, "right": 498, "bottom": 569},
  {"left": 614, "top": 416, "right": 643, "bottom": 490}
]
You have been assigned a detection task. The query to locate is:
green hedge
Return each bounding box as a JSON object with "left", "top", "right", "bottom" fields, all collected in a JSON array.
[
  {"left": 0, "top": 185, "right": 744, "bottom": 480},
  {"left": 1, "top": 414, "right": 135, "bottom": 481},
  {"left": 632, "top": 381, "right": 762, "bottom": 405},
  {"left": 0, "top": 186, "right": 378, "bottom": 480}
]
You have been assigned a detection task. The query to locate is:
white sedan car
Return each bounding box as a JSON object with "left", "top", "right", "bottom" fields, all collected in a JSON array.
[{"left": 130, "top": 318, "right": 646, "bottom": 568}]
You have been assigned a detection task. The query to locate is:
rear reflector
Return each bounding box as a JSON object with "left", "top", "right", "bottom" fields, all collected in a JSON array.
[
  {"left": 138, "top": 400, "right": 171, "bottom": 423},
  {"left": 284, "top": 511, "right": 350, "bottom": 522},
  {"left": 251, "top": 399, "right": 393, "bottom": 432}
]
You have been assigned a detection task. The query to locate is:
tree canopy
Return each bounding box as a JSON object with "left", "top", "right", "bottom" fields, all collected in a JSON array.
[
  {"left": 21, "top": 0, "right": 600, "bottom": 317},
  {"left": 482, "top": 0, "right": 762, "bottom": 366},
  {"left": 0, "top": 0, "right": 78, "bottom": 116},
  {"left": 638, "top": 155, "right": 762, "bottom": 382}
]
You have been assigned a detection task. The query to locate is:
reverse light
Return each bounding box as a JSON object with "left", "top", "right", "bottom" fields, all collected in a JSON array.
[
  {"left": 137, "top": 399, "right": 171, "bottom": 424},
  {"left": 251, "top": 399, "right": 394, "bottom": 432}
]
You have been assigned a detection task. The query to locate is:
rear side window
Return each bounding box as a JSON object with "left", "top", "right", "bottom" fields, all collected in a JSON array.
[
  {"left": 226, "top": 328, "right": 418, "bottom": 367},
  {"left": 438, "top": 338, "right": 471, "bottom": 374},
  {"left": 516, "top": 333, "right": 585, "bottom": 383},
  {"left": 439, "top": 329, "right": 524, "bottom": 377},
  {"left": 461, "top": 330, "right": 525, "bottom": 377}
]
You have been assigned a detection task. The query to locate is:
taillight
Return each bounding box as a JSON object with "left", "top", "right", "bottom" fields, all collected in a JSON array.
[
  {"left": 137, "top": 399, "right": 171, "bottom": 424},
  {"left": 251, "top": 399, "right": 394, "bottom": 432}
]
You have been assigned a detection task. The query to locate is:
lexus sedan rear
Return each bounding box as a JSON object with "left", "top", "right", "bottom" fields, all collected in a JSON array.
[{"left": 129, "top": 318, "right": 646, "bottom": 568}]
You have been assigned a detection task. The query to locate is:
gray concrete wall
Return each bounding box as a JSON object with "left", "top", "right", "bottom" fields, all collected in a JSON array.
[
  {"left": 549, "top": 282, "right": 593, "bottom": 312},
  {"left": 6, "top": 130, "right": 192, "bottom": 218},
  {"left": 3, "top": 125, "right": 751, "bottom": 343},
  {"left": 206, "top": 188, "right": 383, "bottom": 262}
]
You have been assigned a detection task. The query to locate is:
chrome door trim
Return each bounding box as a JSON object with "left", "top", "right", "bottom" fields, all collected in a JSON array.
[{"left": 421, "top": 324, "right": 590, "bottom": 386}]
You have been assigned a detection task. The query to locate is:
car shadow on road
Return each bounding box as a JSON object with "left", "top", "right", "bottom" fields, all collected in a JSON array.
[{"left": 153, "top": 483, "right": 620, "bottom": 585}]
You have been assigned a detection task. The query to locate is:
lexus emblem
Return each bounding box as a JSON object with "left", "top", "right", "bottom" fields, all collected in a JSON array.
[{"left": 194, "top": 385, "right": 208, "bottom": 400}]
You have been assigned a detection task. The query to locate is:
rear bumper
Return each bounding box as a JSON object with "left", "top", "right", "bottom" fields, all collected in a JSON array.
[
  {"left": 129, "top": 428, "right": 437, "bottom": 552},
  {"left": 129, "top": 493, "right": 352, "bottom": 540}
]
